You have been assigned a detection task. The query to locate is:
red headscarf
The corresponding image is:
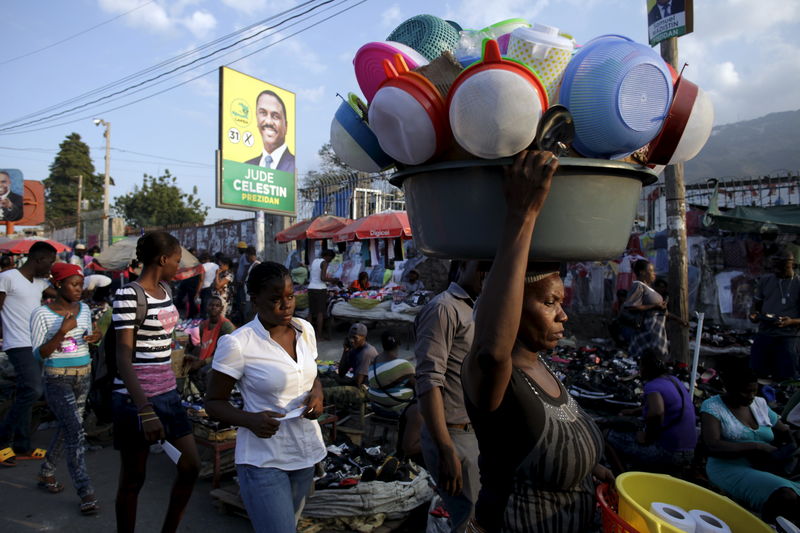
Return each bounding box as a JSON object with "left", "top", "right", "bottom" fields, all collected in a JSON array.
[{"left": 51, "top": 263, "right": 84, "bottom": 282}]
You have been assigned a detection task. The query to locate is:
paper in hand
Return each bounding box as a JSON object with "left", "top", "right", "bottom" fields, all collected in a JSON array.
[
  {"left": 161, "top": 440, "right": 182, "bottom": 464},
  {"left": 281, "top": 406, "right": 308, "bottom": 420}
]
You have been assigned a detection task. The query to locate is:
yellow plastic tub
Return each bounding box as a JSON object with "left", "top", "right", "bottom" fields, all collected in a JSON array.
[{"left": 616, "top": 472, "right": 772, "bottom": 533}]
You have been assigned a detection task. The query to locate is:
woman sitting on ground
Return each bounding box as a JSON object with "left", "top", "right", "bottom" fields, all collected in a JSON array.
[
  {"left": 367, "top": 330, "right": 415, "bottom": 418},
  {"left": 31, "top": 263, "right": 102, "bottom": 514},
  {"left": 606, "top": 349, "right": 697, "bottom": 474},
  {"left": 701, "top": 362, "right": 800, "bottom": 524},
  {"left": 462, "top": 151, "right": 613, "bottom": 533}
]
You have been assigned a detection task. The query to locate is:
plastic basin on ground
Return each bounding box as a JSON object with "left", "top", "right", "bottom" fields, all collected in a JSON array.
[
  {"left": 389, "top": 158, "right": 657, "bottom": 261},
  {"left": 615, "top": 472, "right": 772, "bottom": 533}
]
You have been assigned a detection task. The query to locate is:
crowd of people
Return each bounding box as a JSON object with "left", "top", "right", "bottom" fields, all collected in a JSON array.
[{"left": 0, "top": 151, "right": 797, "bottom": 532}]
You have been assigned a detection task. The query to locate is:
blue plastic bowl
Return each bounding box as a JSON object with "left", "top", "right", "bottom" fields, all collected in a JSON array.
[
  {"left": 330, "top": 97, "right": 393, "bottom": 173},
  {"left": 559, "top": 35, "right": 673, "bottom": 159}
]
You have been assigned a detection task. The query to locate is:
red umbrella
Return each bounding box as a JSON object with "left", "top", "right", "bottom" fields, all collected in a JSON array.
[
  {"left": 333, "top": 211, "right": 412, "bottom": 243},
  {"left": 0, "top": 238, "right": 71, "bottom": 254},
  {"left": 275, "top": 215, "right": 351, "bottom": 243}
]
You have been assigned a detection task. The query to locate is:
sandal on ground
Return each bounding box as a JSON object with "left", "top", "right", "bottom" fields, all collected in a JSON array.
[
  {"left": 80, "top": 497, "right": 100, "bottom": 515},
  {"left": 0, "top": 447, "right": 16, "bottom": 467},
  {"left": 17, "top": 448, "right": 46, "bottom": 460},
  {"left": 37, "top": 475, "right": 65, "bottom": 494}
]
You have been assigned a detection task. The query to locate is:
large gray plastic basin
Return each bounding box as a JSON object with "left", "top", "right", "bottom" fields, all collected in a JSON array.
[{"left": 389, "top": 157, "right": 657, "bottom": 261}]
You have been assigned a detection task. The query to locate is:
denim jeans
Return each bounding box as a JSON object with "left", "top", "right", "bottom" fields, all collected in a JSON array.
[
  {"left": 0, "top": 347, "right": 42, "bottom": 452},
  {"left": 236, "top": 464, "right": 315, "bottom": 533},
  {"left": 40, "top": 370, "right": 94, "bottom": 498}
]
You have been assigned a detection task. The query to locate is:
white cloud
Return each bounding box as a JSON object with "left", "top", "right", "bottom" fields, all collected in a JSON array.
[
  {"left": 183, "top": 10, "right": 217, "bottom": 38},
  {"left": 98, "top": 0, "right": 217, "bottom": 38},
  {"left": 297, "top": 85, "right": 326, "bottom": 103},
  {"left": 382, "top": 4, "right": 402, "bottom": 28},
  {"left": 99, "top": 0, "right": 172, "bottom": 31},
  {"left": 693, "top": 0, "right": 800, "bottom": 45},
  {"left": 712, "top": 61, "right": 740, "bottom": 88}
]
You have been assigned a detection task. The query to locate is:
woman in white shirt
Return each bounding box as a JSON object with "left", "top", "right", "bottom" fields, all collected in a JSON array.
[{"left": 206, "top": 262, "right": 325, "bottom": 533}]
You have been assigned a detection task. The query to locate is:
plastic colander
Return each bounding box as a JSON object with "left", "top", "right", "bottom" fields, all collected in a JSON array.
[
  {"left": 559, "top": 34, "right": 673, "bottom": 159},
  {"left": 354, "top": 41, "right": 429, "bottom": 102},
  {"left": 387, "top": 14, "right": 461, "bottom": 62},
  {"left": 448, "top": 39, "right": 548, "bottom": 159},
  {"left": 330, "top": 93, "right": 394, "bottom": 173},
  {"left": 368, "top": 54, "right": 449, "bottom": 165}
]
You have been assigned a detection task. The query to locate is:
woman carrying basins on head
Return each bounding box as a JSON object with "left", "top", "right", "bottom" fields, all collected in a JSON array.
[
  {"left": 206, "top": 262, "right": 326, "bottom": 533},
  {"left": 462, "top": 151, "right": 614, "bottom": 533}
]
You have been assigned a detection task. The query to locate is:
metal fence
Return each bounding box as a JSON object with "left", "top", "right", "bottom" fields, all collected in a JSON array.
[
  {"left": 638, "top": 172, "right": 799, "bottom": 231},
  {"left": 296, "top": 172, "right": 405, "bottom": 220}
]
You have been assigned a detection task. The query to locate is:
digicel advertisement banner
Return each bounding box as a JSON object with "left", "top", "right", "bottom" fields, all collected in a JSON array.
[{"left": 217, "top": 66, "right": 296, "bottom": 215}]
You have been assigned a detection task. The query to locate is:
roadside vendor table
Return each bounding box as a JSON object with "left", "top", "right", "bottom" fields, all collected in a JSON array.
[
  {"left": 331, "top": 300, "right": 421, "bottom": 344},
  {"left": 194, "top": 436, "right": 236, "bottom": 489}
]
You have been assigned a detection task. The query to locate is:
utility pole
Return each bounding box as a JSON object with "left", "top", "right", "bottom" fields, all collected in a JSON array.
[
  {"left": 660, "top": 37, "right": 690, "bottom": 364},
  {"left": 75, "top": 175, "right": 83, "bottom": 243},
  {"left": 94, "top": 118, "right": 111, "bottom": 249}
]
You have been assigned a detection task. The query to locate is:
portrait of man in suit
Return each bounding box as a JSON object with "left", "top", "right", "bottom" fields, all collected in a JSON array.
[
  {"left": 244, "top": 90, "right": 295, "bottom": 173},
  {"left": 649, "top": 0, "right": 685, "bottom": 25},
  {"left": 0, "top": 171, "right": 23, "bottom": 221}
]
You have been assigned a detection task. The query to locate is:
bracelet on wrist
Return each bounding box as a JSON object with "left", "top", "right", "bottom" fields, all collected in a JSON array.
[{"left": 137, "top": 410, "right": 156, "bottom": 418}]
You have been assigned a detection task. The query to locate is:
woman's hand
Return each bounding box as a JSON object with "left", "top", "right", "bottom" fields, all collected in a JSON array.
[
  {"left": 303, "top": 391, "right": 324, "bottom": 420},
  {"left": 503, "top": 150, "right": 558, "bottom": 217},
  {"left": 59, "top": 312, "right": 78, "bottom": 333},
  {"left": 304, "top": 378, "right": 324, "bottom": 419},
  {"left": 756, "top": 442, "right": 778, "bottom": 454},
  {"left": 592, "top": 464, "right": 615, "bottom": 485},
  {"left": 140, "top": 412, "right": 165, "bottom": 442},
  {"left": 246, "top": 411, "right": 284, "bottom": 438},
  {"left": 83, "top": 330, "right": 102, "bottom": 344}
]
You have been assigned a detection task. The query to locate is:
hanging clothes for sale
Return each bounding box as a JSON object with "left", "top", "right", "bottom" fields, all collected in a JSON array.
[
  {"left": 715, "top": 271, "right": 744, "bottom": 315},
  {"left": 722, "top": 238, "right": 748, "bottom": 269},
  {"left": 704, "top": 238, "right": 725, "bottom": 273}
]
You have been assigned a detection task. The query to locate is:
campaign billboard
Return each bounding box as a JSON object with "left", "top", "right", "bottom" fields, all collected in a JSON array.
[
  {"left": 0, "top": 168, "right": 25, "bottom": 222},
  {"left": 217, "top": 66, "right": 296, "bottom": 215},
  {"left": 647, "top": 0, "right": 694, "bottom": 46}
]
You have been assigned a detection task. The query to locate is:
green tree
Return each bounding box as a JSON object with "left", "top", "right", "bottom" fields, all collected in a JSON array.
[
  {"left": 113, "top": 170, "right": 208, "bottom": 228},
  {"left": 44, "top": 133, "right": 105, "bottom": 227},
  {"left": 302, "top": 142, "right": 355, "bottom": 188}
]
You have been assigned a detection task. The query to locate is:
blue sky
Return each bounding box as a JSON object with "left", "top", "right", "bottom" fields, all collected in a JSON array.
[{"left": 1, "top": 0, "right": 798, "bottom": 224}]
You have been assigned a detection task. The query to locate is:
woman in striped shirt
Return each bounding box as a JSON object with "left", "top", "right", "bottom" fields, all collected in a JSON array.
[
  {"left": 31, "top": 262, "right": 101, "bottom": 514},
  {"left": 112, "top": 232, "right": 199, "bottom": 533}
]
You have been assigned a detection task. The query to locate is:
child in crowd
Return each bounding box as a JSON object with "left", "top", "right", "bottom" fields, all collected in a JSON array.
[{"left": 31, "top": 263, "right": 101, "bottom": 515}]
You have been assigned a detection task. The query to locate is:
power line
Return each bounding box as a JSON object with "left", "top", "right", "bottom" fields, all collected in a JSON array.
[
  {"left": 1, "top": 0, "right": 322, "bottom": 126},
  {"left": 0, "top": 1, "right": 156, "bottom": 66},
  {"left": 0, "top": 0, "right": 335, "bottom": 132},
  {"left": 0, "top": 0, "right": 368, "bottom": 136}
]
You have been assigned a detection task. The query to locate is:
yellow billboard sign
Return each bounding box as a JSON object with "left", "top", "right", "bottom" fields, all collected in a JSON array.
[{"left": 217, "top": 66, "right": 296, "bottom": 215}]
